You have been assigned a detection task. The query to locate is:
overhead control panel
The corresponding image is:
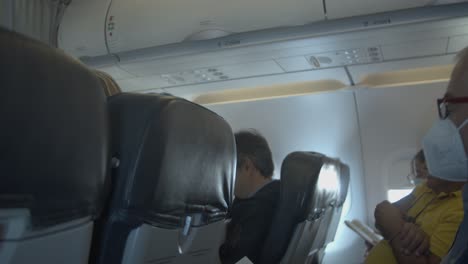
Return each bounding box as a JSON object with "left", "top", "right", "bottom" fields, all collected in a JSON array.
[{"left": 273, "top": 47, "right": 382, "bottom": 72}]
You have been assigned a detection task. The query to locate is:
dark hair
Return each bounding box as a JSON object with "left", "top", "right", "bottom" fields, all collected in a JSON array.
[
  {"left": 414, "top": 150, "right": 425, "bottom": 163},
  {"left": 235, "top": 130, "right": 274, "bottom": 178}
]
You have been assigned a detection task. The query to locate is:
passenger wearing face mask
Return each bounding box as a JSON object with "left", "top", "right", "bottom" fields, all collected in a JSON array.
[
  {"left": 436, "top": 47, "right": 468, "bottom": 264},
  {"left": 372, "top": 151, "right": 428, "bottom": 216},
  {"left": 365, "top": 149, "right": 464, "bottom": 264},
  {"left": 377, "top": 46, "right": 468, "bottom": 264},
  {"left": 392, "top": 151, "right": 429, "bottom": 213},
  {"left": 364, "top": 151, "right": 425, "bottom": 254},
  {"left": 408, "top": 151, "right": 428, "bottom": 184}
]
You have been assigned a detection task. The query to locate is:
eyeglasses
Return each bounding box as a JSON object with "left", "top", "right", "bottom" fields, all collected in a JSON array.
[
  {"left": 437, "top": 97, "right": 468, "bottom": 119},
  {"left": 407, "top": 172, "right": 418, "bottom": 186},
  {"left": 408, "top": 160, "right": 428, "bottom": 185}
]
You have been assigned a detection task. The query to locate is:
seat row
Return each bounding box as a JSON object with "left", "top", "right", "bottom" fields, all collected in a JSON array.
[{"left": 0, "top": 28, "right": 349, "bottom": 264}]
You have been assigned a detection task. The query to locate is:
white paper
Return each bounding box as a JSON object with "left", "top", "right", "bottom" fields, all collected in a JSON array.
[{"left": 345, "top": 219, "right": 383, "bottom": 246}]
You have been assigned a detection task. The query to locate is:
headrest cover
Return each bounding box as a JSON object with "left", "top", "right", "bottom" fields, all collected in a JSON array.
[
  {"left": 0, "top": 28, "right": 110, "bottom": 228},
  {"left": 108, "top": 93, "right": 235, "bottom": 227}
]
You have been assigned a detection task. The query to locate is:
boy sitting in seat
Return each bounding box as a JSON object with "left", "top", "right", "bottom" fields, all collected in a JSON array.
[{"left": 366, "top": 151, "right": 464, "bottom": 264}]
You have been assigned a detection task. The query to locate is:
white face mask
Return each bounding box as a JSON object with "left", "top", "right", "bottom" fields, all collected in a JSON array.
[{"left": 422, "top": 119, "right": 468, "bottom": 182}]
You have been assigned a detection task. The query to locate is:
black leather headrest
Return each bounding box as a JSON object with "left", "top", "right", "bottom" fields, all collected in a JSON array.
[
  {"left": 259, "top": 152, "right": 337, "bottom": 264},
  {"left": 280, "top": 152, "right": 325, "bottom": 221},
  {"left": 0, "top": 28, "right": 110, "bottom": 228},
  {"left": 108, "top": 93, "right": 235, "bottom": 227}
]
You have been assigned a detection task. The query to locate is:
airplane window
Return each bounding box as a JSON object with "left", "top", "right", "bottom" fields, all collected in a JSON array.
[
  {"left": 387, "top": 188, "right": 413, "bottom": 203},
  {"left": 385, "top": 151, "right": 420, "bottom": 202}
]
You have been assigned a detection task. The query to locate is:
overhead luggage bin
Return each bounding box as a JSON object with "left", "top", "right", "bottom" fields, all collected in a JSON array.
[
  {"left": 59, "top": 0, "right": 325, "bottom": 57},
  {"left": 325, "top": 0, "right": 429, "bottom": 19},
  {"left": 105, "top": 0, "right": 325, "bottom": 53},
  {"left": 58, "top": 2, "right": 468, "bottom": 94}
]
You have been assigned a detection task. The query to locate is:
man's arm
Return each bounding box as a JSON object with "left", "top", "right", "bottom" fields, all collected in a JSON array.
[
  {"left": 375, "top": 201, "right": 430, "bottom": 255},
  {"left": 374, "top": 192, "right": 416, "bottom": 236},
  {"left": 393, "top": 193, "right": 416, "bottom": 213},
  {"left": 376, "top": 211, "right": 439, "bottom": 264},
  {"left": 389, "top": 234, "right": 441, "bottom": 264},
  {"left": 375, "top": 201, "right": 405, "bottom": 239},
  {"left": 387, "top": 209, "right": 463, "bottom": 264}
]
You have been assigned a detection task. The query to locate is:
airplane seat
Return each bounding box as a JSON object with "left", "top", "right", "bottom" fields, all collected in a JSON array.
[
  {"left": 307, "top": 163, "right": 350, "bottom": 264},
  {"left": 93, "top": 93, "right": 236, "bottom": 264},
  {"left": 0, "top": 28, "right": 110, "bottom": 264},
  {"left": 94, "top": 70, "right": 122, "bottom": 97},
  {"left": 259, "top": 152, "right": 346, "bottom": 264}
]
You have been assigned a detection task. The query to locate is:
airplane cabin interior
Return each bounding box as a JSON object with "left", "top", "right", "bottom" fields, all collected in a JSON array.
[{"left": 1, "top": 0, "right": 468, "bottom": 263}]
